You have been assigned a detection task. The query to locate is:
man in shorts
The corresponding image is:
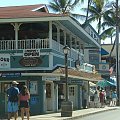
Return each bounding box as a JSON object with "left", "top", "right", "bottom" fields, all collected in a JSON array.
[{"left": 7, "top": 81, "right": 19, "bottom": 120}]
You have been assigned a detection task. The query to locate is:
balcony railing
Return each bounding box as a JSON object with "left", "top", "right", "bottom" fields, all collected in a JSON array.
[
  {"left": 0, "top": 39, "right": 49, "bottom": 50},
  {"left": 0, "top": 39, "right": 83, "bottom": 60}
]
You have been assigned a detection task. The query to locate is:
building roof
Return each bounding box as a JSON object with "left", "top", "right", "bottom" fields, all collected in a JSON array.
[
  {"left": 53, "top": 67, "right": 102, "bottom": 81},
  {"left": 0, "top": 4, "right": 64, "bottom": 19}
]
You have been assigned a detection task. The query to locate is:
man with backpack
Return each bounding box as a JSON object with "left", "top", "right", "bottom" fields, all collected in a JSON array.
[{"left": 7, "top": 81, "right": 19, "bottom": 120}]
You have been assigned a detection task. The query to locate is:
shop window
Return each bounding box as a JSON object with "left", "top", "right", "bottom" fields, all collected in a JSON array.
[
  {"left": 69, "top": 87, "right": 75, "bottom": 96},
  {"left": 46, "top": 83, "right": 51, "bottom": 98}
]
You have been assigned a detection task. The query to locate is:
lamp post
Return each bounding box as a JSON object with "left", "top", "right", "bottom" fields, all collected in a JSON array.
[
  {"left": 115, "top": 0, "right": 120, "bottom": 105},
  {"left": 61, "top": 45, "right": 73, "bottom": 117},
  {"left": 63, "top": 45, "right": 70, "bottom": 101}
]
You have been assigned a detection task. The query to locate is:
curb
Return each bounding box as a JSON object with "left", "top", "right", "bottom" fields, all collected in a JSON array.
[{"left": 63, "top": 107, "right": 118, "bottom": 120}]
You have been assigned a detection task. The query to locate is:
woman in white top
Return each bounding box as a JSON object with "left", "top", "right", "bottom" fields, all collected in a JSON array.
[{"left": 94, "top": 90, "right": 99, "bottom": 108}]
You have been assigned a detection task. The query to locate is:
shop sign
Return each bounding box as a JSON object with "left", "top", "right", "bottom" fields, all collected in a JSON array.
[
  {"left": 42, "top": 76, "right": 60, "bottom": 81},
  {"left": 0, "top": 54, "right": 10, "bottom": 68},
  {"left": 19, "top": 57, "right": 42, "bottom": 67},
  {"left": 23, "top": 49, "right": 40, "bottom": 57},
  {"left": 1, "top": 73, "right": 21, "bottom": 78}
]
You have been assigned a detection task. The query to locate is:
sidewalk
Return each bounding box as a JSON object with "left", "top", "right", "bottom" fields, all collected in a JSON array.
[{"left": 11, "top": 106, "right": 119, "bottom": 120}]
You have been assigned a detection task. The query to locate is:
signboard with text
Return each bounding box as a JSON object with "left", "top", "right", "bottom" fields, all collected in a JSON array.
[
  {"left": 0, "top": 54, "right": 10, "bottom": 68},
  {"left": 23, "top": 49, "right": 40, "bottom": 57}
]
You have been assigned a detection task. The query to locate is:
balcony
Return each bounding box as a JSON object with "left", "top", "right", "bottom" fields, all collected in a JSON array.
[{"left": 0, "top": 39, "right": 83, "bottom": 60}]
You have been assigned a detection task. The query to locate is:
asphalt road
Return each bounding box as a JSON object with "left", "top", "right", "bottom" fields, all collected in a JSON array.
[{"left": 75, "top": 108, "right": 120, "bottom": 120}]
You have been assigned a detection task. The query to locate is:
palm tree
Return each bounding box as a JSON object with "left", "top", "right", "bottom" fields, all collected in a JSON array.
[
  {"left": 49, "top": 0, "right": 84, "bottom": 17},
  {"left": 101, "top": 1, "right": 120, "bottom": 57},
  {"left": 85, "top": 0, "right": 109, "bottom": 34}
]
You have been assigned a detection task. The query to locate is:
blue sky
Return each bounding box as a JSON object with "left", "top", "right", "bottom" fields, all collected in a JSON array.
[{"left": 0, "top": 0, "right": 51, "bottom": 7}]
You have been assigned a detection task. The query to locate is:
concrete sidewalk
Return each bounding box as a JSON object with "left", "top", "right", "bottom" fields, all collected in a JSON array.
[
  {"left": 30, "top": 106, "right": 119, "bottom": 120},
  {"left": 10, "top": 106, "right": 119, "bottom": 120}
]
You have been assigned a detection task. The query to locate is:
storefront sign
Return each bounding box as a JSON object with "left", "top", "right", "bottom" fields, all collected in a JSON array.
[
  {"left": 1, "top": 73, "right": 21, "bottom": 78},
  {"left": 42, "top": 76, "right": 60, "bottom": 81},
  {"left": 0, "top": 54, "right": 10, "bottom": 68},
  {"left": 30, "top": 81, "right": 38, "bottom": 94},
  {"left": 19, "top": 57, "right": 42, "bottom": 67},
  {"left": 23, "top": 49, "right": 40, "bottom": 57},
  {"left": 70, "top": 80, "right": 83, "bottom": 85}
]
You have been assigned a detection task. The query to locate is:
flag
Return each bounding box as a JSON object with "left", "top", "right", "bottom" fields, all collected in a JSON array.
[
  {"left": 109, "top": 67, "right": 113, "bottom": 74},
  {"left": 109, "top": 65, "right": 115, "bottom": 75}
]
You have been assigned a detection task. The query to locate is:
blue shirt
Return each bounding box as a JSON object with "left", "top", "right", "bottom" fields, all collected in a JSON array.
[
  {"left": 112, "top": 92, "right": 117, "bottom": 99},
  {"left": 7, "top": 86, "right": 19, "bottom": 101}
]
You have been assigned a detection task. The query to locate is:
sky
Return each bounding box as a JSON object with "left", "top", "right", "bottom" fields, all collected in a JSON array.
[
  {"left": 0, "top": 0, "right": 50, "bottom": 7},
  {"left": 0, "top": 0, "right": 118, "bottom": 44}
]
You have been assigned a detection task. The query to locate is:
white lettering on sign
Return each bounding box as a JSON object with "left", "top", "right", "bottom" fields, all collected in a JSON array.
[
  {"left": 42, "top": 76, "right": 60, "bottom": 81},
  {"left": 23, "top": 49, "right": 40, "bottom": 57},
  {"left": 0, "top": 54, "right": 10, "bottom": 68}
]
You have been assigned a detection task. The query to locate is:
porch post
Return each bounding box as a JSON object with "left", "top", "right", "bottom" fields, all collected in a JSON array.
[
  {"left": 75, "top": 37, "right": 77, "bottom": 50},
  {"left": 11, "top": 23, "right": 21, "bottom": 49},
  {"left": 64, "top": 31, "right": 66, "bottom": 45},
  {"left": 57, "top": 27, "right": 60, "bottom": 51},
  {"left": 49, "top": 21, "right": 52, "bottom": 49}
]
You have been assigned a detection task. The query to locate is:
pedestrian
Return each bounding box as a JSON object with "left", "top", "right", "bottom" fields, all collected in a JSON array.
[
  {"left": 94, "top": 90, "right": 99, "bottom": 108},
  {"left": 83, "top": 90, "right": 88, "bottom": 109},
  {"left": 99, "top": 90, "right": 105, "bottom": 108},
  {"left": 19, "top": 85, "right": 30, "bottom": 120},
  {"left": 7, "top": 81, "right": 19, "bottom": 120},
  {"left": 111, "top": 90, "right": 117, "bottom": 106}
]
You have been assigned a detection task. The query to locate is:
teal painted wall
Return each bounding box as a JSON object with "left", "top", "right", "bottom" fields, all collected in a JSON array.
[
  {"left": 29, "top": 76, "right": 45, "bottom": 115},
  {"left": 53, "top": 56, "right": 64, "bottom": 66},
  {"left": 10, "top": 55, "right": 49, "bottom": 68},
  {"left": 53, "top": 55, "right": 71, "bottom": 67}
]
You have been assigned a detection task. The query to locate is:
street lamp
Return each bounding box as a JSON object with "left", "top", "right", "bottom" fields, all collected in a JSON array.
[
  {"left": 61, "top": 45, "right": 73, "bottom": 117},
  {"left": 63, "top": 45, "right": 70, "bottom": 101}
]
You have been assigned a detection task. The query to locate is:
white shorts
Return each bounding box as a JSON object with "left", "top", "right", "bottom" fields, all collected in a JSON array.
[{"left": 112, "top": 98, "right": 117, "bottom": 101}]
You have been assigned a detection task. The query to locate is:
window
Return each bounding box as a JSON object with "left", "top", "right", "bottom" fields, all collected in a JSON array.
[{"left": 69, "top": 87, "right": 75, "bottom": 96}]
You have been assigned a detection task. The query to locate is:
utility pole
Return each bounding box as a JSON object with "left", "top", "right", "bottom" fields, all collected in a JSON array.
[{"left": 115, "top": 0, "right": 120, "bottom": 105}]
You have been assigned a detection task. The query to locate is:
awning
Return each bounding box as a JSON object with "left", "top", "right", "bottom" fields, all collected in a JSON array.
[
  {"left": 89, "top": 82, "right": 96, "bottom": 87},
  {"left": 22, "top": 67, "right": 102, "bottom": 82},
  {"left": 96, "top": 79, "right": 116, "bottom": 88},
  {"left": 101, "top": 48, "right": 109, "bottom": 55}
]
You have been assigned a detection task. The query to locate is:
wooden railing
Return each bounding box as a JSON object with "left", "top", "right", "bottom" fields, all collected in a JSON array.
[
  {"left": 0, "top": 38, "right": 83, "bottom": 60},
  {"left": 0, "top": 39, "right": 49, "bottom": 50}
]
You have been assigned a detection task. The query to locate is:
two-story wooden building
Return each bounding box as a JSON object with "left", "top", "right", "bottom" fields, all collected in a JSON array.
[{"left": 0, "top": 4, "right": 102, "bottom": 116}]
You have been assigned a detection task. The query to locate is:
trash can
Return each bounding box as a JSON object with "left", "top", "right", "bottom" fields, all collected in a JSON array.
[{"left": 61, "top": 100, "right": 73, "bottom": 117}]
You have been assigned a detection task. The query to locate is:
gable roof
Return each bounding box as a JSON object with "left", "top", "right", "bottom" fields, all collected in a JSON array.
[
  {"left": 0, "top": 4, "right": 64, "bottom": 19},
  {"left": 82, "top": 23, "right": 100, "bottom": 39}
]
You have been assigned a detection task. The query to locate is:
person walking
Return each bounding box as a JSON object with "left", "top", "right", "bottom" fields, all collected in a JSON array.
[
  {"left": 94, "top": 90, "right": 99, "bottom": 108},
  {"left": 19, "top": 85, "right": 30, "bottom": 120},
  {"left": 99, "top": 90, "right": 105, "bottom": 108},
  {"left": 111, "top": 90, "right": 118, "bottom": 107},
  {"left": 7, "top": 81, "right": 19, "bottom": 120}
]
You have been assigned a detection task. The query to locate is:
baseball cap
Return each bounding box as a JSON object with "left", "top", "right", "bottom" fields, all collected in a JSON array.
[{"left": 12, "top": 81, "right": 19, "bottom": 85}]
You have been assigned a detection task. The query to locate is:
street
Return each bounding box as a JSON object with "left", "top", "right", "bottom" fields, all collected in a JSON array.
[{"left": 75, "top": 108, "right": 120, "bottom": 120}]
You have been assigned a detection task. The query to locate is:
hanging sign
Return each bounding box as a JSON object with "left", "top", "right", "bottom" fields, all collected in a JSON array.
[{"left": 23, "top": 49, "right": 40, "bottom": 57}]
